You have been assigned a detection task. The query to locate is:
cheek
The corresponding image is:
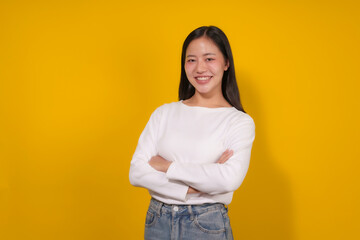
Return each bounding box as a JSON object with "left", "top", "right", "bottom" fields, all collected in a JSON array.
[
  {"left": 184, "top": 63, "right": 193, "bottom": 74},
  {"left": 208, "top": 63, "right": 224, "bottom": 73},
  {"left": 207, "top": 64, "right": 215, "bottom": 72}
]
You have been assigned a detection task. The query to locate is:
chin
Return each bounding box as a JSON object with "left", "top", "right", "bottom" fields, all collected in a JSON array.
[
  {"left": 194, "top": 88, "right": 212, "bottom": 94},
  {"left": 193, "top": 83, "right": 218, "bottom": 93}
]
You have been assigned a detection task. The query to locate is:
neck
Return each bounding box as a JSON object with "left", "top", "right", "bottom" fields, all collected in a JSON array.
[{"left": 188, "top": 91, "right": 230, "bottom": 108}]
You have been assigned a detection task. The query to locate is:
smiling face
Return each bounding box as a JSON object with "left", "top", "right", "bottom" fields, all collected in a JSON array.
[{"left": 184, "top": 36, "right": 229, "bottom": 97}]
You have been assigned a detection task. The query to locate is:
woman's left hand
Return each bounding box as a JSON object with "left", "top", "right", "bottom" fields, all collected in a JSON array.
[{"left": 149, "top": 155, "right": 172, "bottom": 173}]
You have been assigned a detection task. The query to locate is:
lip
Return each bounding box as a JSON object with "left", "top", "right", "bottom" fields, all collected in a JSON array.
[{"left": 195, "top": 76, "right": 212, "bottom": 84}]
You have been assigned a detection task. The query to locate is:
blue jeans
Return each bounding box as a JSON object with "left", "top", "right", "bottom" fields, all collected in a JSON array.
[{"left": 144, "top": 198, "right": 234, "bottom": 240}]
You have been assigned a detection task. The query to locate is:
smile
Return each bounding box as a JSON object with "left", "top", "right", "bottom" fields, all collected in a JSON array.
[
  {"left": 195, "top": 76, "right": 212, "bottom": 84},
  {"left": 195, "top": 76, "right": 212, "bottom": 81}
]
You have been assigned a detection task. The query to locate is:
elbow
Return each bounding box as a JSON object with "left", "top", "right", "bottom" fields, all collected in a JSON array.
[
  {"left": 129, "top": 160, "right": 146, "bottom": 187},
  {"left": 223, "top": 181, "right": 242, "bottom": 193},
  {"left": 221, "top": 174, "right": 246, "bottom": 193},
  {"left": 129, "top": 160, "right": 154, "bottom": 188},
  {"left": 129, "top": 175, "right": 136, "bottom": 186},
  {"left": 219, "top": 160, "right": 250, "bottom": 193},
  {"left": 129, "top": 173, "right": 136, "bottom": 186},
  {"left": 129, "top": 168, "right": 140, "bottom": 187},
  {"left": 129, "top": 174, "right": 142, "bottom": 188}
]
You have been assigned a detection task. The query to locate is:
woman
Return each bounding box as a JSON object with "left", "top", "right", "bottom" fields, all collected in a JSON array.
[{"left": 129, "top": 26, "right": 255, "bottom": 240}]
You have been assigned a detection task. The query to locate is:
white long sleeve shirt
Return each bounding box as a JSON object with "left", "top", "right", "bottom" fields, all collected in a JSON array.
[{"left": 129, "top": 100, "right": 255, "bottom": 205}]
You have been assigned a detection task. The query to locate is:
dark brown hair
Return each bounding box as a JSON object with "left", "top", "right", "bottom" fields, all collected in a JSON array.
[{"left": 178, "top": 26, "right": 245, "bottom": 112}]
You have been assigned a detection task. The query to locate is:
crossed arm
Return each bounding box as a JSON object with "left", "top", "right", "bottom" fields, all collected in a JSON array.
[
  {"left": 129, "top": 106, "right": 255, "bottom": 201},
  {"left": 148, "top": 149, "right": 234, "bottom": 194}
]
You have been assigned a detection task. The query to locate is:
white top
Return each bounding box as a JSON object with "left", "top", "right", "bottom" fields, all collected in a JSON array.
[{"left": 129, "top": 100, "right": 255, "bottom": 205}]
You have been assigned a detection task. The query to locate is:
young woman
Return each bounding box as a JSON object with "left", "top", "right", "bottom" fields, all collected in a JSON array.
[{"left": 129, "top": 26, "right": 255, "bottom": 240}]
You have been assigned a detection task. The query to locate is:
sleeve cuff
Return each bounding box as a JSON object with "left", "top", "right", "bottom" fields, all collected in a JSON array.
[{"left": 165, "top": 163, "right": 189, "bottom": 201}]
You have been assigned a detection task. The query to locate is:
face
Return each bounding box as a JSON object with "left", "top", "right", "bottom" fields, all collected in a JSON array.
[{"left": 184, "top": 36, "right": 229, "bottom": 97}]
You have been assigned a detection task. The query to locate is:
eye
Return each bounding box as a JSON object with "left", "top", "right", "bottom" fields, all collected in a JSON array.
[
  {"left": 187, "top": 59, "right": 196, "bottom": 62},
  {"left": 206, "top": 58, "right": 215, "bottom": 61}
]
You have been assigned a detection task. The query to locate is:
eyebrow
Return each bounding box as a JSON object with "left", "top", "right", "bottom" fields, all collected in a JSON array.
[{"left": 186, "top": 53, "right": 216, "bottom": 58}]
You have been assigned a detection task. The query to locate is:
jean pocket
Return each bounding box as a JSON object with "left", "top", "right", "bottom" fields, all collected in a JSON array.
[
  {"left": 145, "top": 210, "right": 157, "bottom": 227},
  {"left": 194, "top": 209, "right": 226, "bottom": 234}
]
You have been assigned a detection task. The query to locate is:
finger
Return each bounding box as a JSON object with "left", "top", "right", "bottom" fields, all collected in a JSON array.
[
  {"left": 217, "top": 150, "right": 230, "bottom": 163},
  {"left": 221, "top": 149, "right": 232, "bottom": 158},
  {"left": 224, "top": 150, "right": 234, "bottom": 160},
  {"left": 218, "top": 150, "right": 233, "bottom": 164}
]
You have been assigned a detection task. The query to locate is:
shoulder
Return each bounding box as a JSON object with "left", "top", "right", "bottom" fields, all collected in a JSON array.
[
  {"left": 224, "top": 111, "right": 256, "bottom": 146},
  {"left": 154, "top": 101, "right": 180, "bottom": 112},
  {"left": 150, "top": 101, "right": 179, "bottom": 117},
  {"left": 228, "top": 110, "right": 255, "bottom": 127},
  {"left": 226, "top": 111, "right": 255, "bottom": 139}
]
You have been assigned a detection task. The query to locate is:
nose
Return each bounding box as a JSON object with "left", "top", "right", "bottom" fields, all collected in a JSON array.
[{"left": 196, "top": 59, "right": 206, "bottom": 73}]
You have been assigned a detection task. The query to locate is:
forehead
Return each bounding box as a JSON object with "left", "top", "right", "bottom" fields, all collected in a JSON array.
[{"left": 186, "top": 37, "right": 221, "bottom": 55}]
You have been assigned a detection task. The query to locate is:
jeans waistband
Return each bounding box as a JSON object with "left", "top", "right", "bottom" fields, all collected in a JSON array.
[{"left": 149, "top": 198, "right": 227, "bottom": 217}]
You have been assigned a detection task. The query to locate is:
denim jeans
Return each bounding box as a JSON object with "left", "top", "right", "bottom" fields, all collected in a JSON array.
[{"left": 144, "top": 198, "right": 234, "bottom": 240}]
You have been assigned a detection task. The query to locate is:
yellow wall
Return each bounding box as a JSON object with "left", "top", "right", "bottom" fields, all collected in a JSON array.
[{"left": 1, "top": 0, "right": 359, "bottom": 239}]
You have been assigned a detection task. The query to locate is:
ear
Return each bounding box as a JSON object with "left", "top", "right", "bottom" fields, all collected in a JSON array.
[{"left": 224, "top": 60, "right": 230, "bottom": 71}]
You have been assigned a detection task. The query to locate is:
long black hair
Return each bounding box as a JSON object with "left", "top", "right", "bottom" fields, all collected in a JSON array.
[{"left": 178, "top": 26, "right": 245, "bottom": 112}]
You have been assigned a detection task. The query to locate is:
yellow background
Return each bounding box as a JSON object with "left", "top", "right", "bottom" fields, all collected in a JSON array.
[{"left": 1, "top": 0, "right": 359, "bottom": 239}]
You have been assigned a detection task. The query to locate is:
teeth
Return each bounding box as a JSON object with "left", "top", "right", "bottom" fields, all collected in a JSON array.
[{"left": 196, "top": 77, "right": 211, "bottom": 80}]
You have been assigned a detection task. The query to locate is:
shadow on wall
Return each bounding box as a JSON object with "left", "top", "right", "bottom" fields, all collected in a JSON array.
[{"left": 229, "top": 73, "right": 294, "bottom": 240}]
